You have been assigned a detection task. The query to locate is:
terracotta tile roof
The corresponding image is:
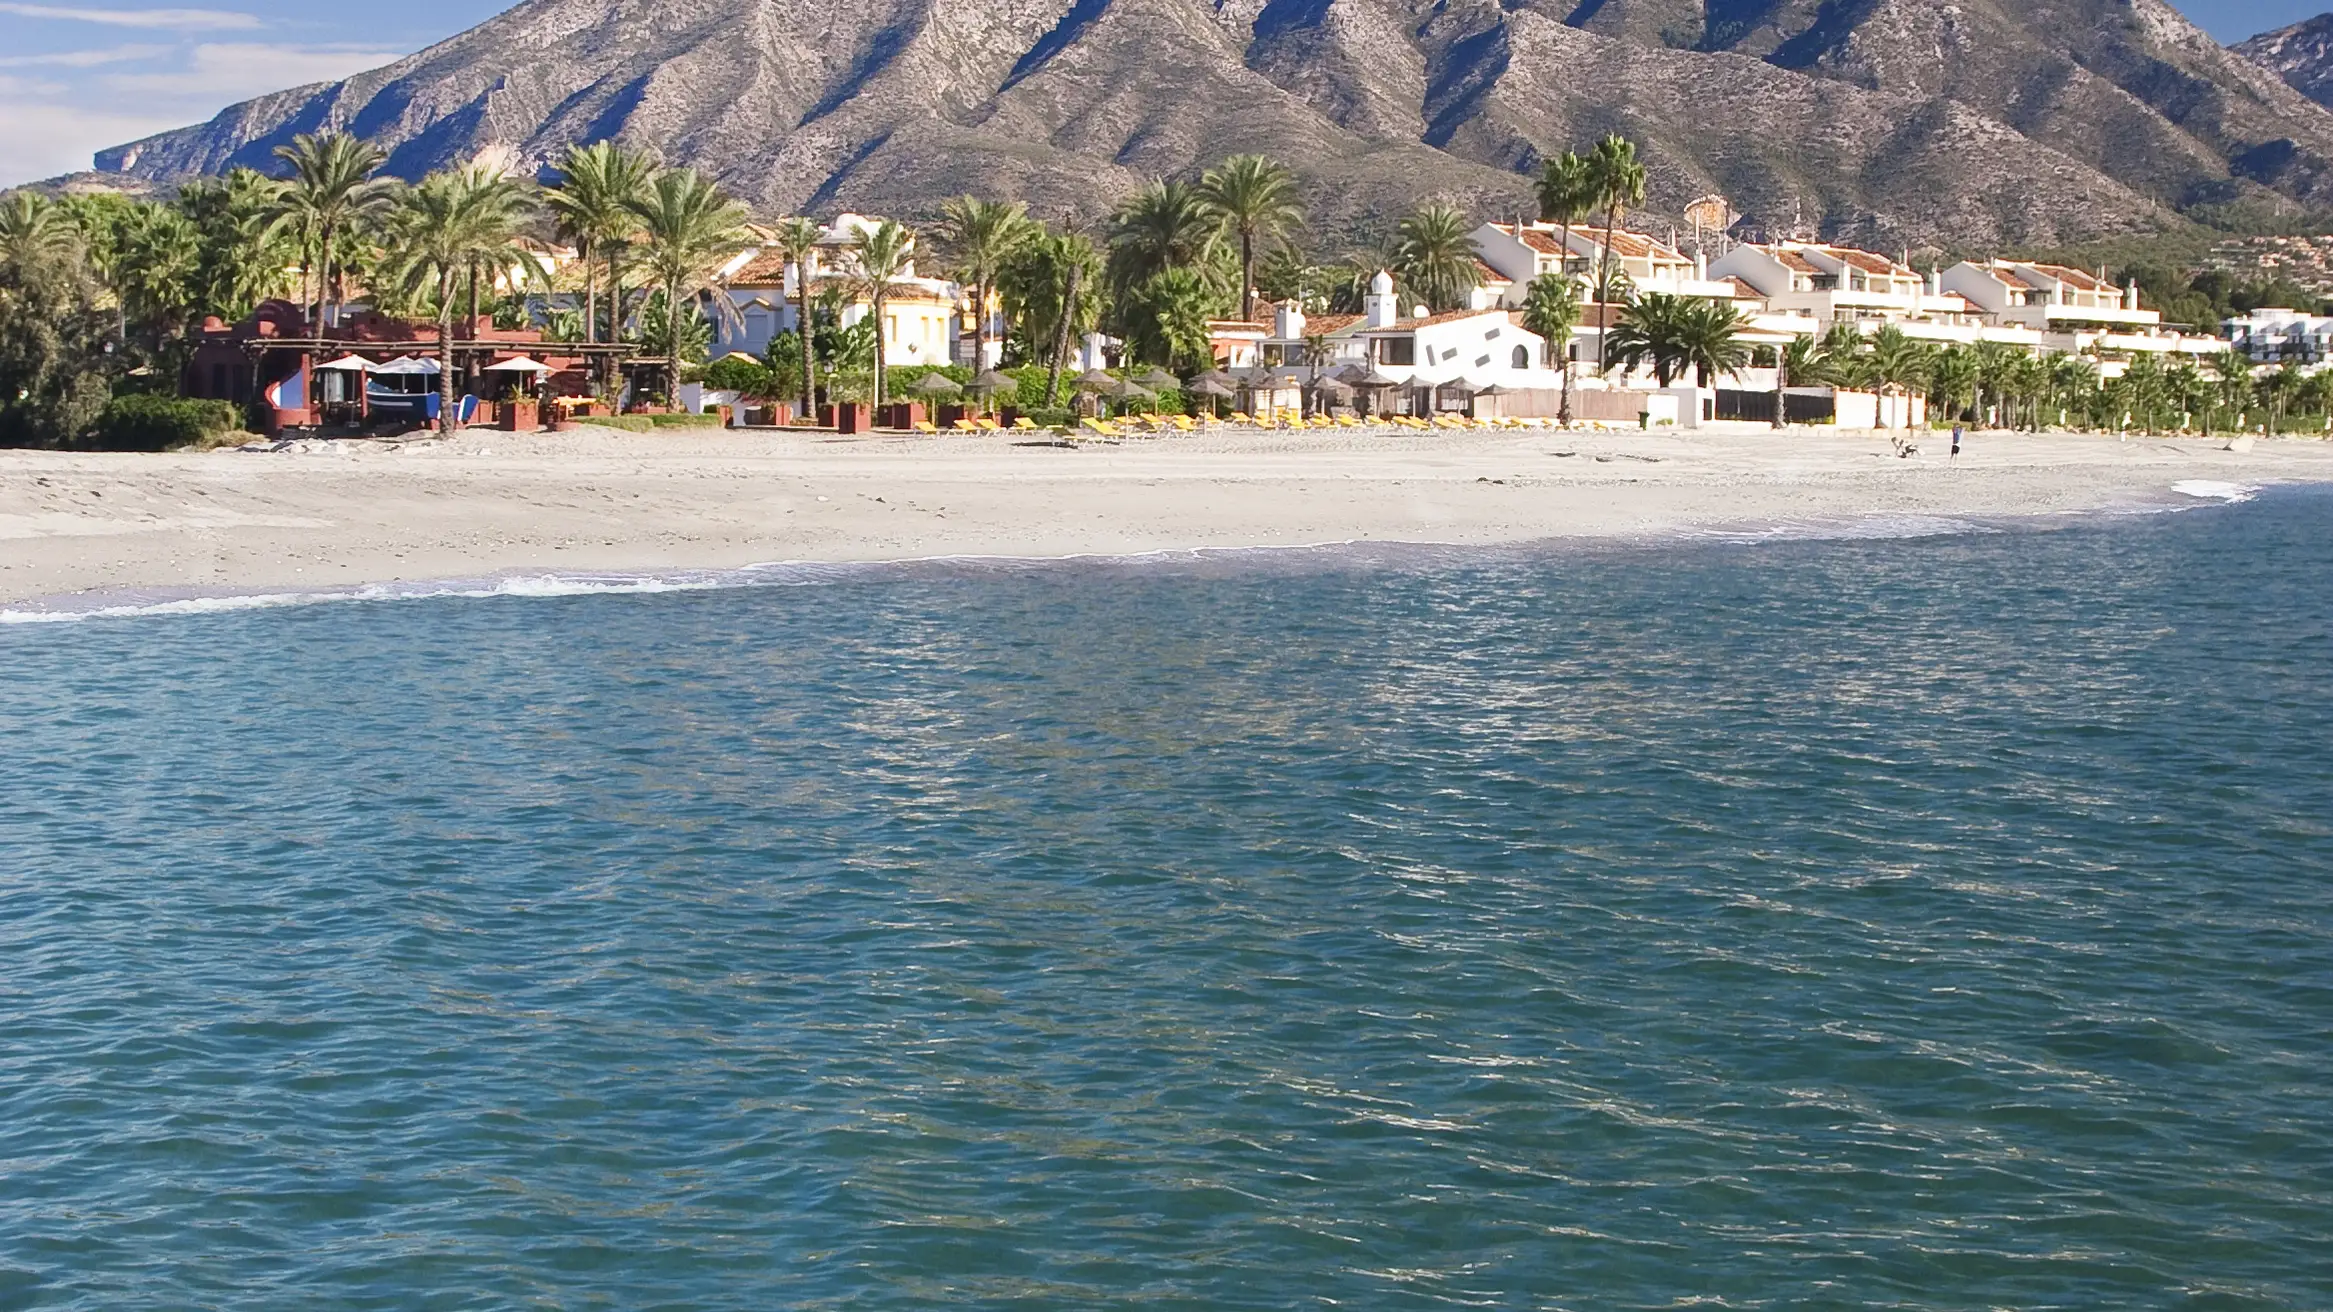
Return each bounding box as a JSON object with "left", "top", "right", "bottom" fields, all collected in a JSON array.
[
  {"left": 1774, "top": 249, "right": 1823, "bottom": 275},
  {"left": 1474, "top": 258, "right": 1512, "bottom": 282},
  {"left": 1518, "top": 229, "right": 1567, "bottom": 255},
  {"left": 1828, "top": 248, "right": 1914, "bottom": 277},
  {"left": 2027, "top": 263, "right": 2113, "bottom": 292},
  {"left": 1722, "top": 277, "right": 1762, "bottom": 297},
  {"left": 1987, "top": 266, "right": 2044, "bottom": 292},
  {"left": 1306, "top": 313, "right": 1364, "bottom": 335},
  {"left": 1600, "top": 230, "right": 1687, "bottom": 262},
  {"left": 728, "top": 248, "right": 795, "bottom": 284}
]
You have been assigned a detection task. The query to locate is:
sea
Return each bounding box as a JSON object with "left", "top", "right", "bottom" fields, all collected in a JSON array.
[{"left": 2, "top": 484, "right": 2329, "bottom": 1310}]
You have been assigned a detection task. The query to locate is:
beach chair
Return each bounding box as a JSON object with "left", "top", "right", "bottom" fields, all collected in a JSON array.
[
  {"left": 912, "top": 420, "right": 939, "bottom": 433},
  {"left": 1011, "top": 416, "right": 1040, "bottom": 431},
  {"left": 1080, "top": 416, "right": 1119, "bottom": 438},
  {"left": 976, "top": 417, "right": 1003, "bottom": 431},
  {"left": 1171, "top": 415, "right": 1197, "bottom": 432},
  {"left": 952, "top": 418, "right": 980, "bottom": 432}
]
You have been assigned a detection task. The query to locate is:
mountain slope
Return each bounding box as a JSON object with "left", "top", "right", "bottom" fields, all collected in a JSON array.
[
  {"left": 1588, "top": 0, "right": 2333, "bottom": 212},
  {"left": 85, "top": 0, "right": 2317, "bottom": 248},
  {"left": 2236, "top": 14, "right": 2333, "bottom": 112}
]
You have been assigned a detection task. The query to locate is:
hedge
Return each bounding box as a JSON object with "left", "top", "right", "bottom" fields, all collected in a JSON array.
[
  {"left": 86, "top": 395, "right": 243, "bottom": 452},
  {"left": 588, "top": 412, "right": 727, "bottom": 432}
]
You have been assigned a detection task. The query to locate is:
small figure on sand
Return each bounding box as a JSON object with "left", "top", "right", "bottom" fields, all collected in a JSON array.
[{"left": 1952, "top": 425, "right": 1964, "bottom": 458}]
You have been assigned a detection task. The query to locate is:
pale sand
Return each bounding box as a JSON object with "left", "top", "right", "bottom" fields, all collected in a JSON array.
[{"left": 4, "top": 423, "right": 2329, "bottom": 607}]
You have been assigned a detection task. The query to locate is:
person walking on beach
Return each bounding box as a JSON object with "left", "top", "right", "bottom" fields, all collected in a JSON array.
[{"left": 1951, "top": 424, "right": 1963, "bottom": 459}]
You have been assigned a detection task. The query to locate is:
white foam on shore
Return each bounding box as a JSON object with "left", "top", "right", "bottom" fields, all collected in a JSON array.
[{"left": 2170, "top": 480, "right": 2259, "bottom": 503}]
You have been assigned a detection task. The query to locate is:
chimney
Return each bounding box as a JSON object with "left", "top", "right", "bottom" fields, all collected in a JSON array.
[
  {"left": 1365, "top": 269, "right": 1397, "bottom": 328},
  {"left": 1276, "top": 300, "right": 1305, "bottom": 340},
  {"left": 2126, "top": 280, "right": 2141, "bottom": 311}
]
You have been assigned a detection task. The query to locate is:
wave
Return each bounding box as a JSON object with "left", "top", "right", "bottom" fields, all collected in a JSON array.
[{"left": 2170, "top": 480, "right": 2259, "bottom": 503}]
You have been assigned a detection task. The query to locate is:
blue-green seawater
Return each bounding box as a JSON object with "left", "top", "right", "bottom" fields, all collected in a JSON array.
[{"left": 4, "top": 491, "right": 2331, "bottom": 1310}]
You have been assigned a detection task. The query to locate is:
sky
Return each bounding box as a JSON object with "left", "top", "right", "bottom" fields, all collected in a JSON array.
[{"left": 0, "top": 0, "right": 2319, "bottom": 188}]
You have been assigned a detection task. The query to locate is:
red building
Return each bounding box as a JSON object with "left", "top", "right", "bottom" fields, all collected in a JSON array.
[{"left": 183, "top": 301, "right": 626, "bottom": 432}]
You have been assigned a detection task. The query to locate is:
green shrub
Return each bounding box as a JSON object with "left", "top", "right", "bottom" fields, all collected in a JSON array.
[
  {"left": 701, "top": 356, "right": 772, "bottom": 395},
  {"left": 86, "top": 394, "right": 242, "bottom": 451},
  {"left": 589, "top": 412, "right": 726, "bottom": 432},
  {"left": 1019, "top": 407, "right": 1074, "bottom": 429}
]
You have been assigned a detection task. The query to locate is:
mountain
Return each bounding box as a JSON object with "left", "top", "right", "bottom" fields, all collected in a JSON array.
[
  {"left": 82, "top": 0, "right": 2333, "bottom": 250},
  {"left": 2237, "top": 13, "right": 2333, "bottom": 111}
]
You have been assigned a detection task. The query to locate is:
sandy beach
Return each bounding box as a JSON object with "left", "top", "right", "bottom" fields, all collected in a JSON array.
[{"left": 3, "top": 423, "right": 2328, "bottom": 609}]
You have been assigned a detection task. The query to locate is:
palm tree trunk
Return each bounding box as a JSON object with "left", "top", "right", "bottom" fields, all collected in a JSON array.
[
  {"left": 795, "top": 261, "right": 814, "bottom": 423},
  {"left": 1047, "top": 260, "right": 1081, "bottom": 407},
  {"left": 668, "top": 276, "right": 683, "bottom": 404},
  {"left": 1597, "top": 204, "right": 1619, "bottom": 371},
  {"left": 582, "top": 241, "right": 598, "bottom": 346},
  {"left": 1772, "top": 355, "right": 1787, "bottom": 430},
  {"left": 970, "top": 279, "right": 986, "bottom": 376},
  {"left": 1240, "top": 230, "right": 1254, "bottom": 323},
  {"left": 438, "top": 275, "right": 459, "bottom": 435},
  {"left": 871, "top": 291, "right": 886, "bottom": 413}
]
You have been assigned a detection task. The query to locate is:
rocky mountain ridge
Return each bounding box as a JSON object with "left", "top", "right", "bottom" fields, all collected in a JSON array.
[
  {"left": 2236, "top": 13, "right": 2333, "bottom": 112},
  {"left": 82, "top": 0, "right": 2333, "bottom": 250}
]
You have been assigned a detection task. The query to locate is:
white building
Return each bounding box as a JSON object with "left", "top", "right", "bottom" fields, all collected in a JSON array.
[
  {"left": 709, "top": 214, "right": 964, "bottom": 371},
  {"left": 1472, "top": 222, "right": 1742, "bottom": 304},
  {"left": 1943, "top": 259, "right": 2221, "bottom": 371},
  {"left": 2222, "top": 308, "right": 2332, "bottom": 366},
  {"left": 1240, "top": 272, "right": 1569, "bottom": 415}
]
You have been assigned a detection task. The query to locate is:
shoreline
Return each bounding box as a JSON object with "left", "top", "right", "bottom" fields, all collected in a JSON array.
[{"left": 5, "top": 423, "right": 2330, "bottom": 617}]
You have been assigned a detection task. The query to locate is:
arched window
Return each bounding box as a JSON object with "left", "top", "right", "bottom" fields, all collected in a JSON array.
[{"left": 1512, "top": 345, "right": 1530, "bottom": 369}]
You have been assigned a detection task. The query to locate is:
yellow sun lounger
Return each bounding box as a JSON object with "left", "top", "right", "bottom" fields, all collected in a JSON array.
[
  {"left": 1012, "top": 416, "right": 1040, "bottom": 430},
  {"left": 912, "top": 420, "right": 939, "bottom": 433}
]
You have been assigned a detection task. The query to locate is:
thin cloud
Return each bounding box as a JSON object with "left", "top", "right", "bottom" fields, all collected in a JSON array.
[
  {"left": 98, "top": 42, "right": 400, "bottom": 97},
  {"left": 0, "top": 3, "right": 260, "bottom": 30},
  {"left": 0, "top": 44, "right": 169, "bottom": 68}
]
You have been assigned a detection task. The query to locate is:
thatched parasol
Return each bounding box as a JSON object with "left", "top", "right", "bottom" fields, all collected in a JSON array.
[{"left": 910, "top": 372, "right": 962, "bottom": 395}]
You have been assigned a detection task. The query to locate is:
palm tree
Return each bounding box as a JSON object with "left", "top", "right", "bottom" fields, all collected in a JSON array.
[
  {"left": 270, "top": 132, "right": 390, "bottom": 332},
  {"left": 1602, "top": 293, "right": 1694, "bottom": 386},
  {"left": 1603, "top": 293, "right": 1749, "bottom": 388},
  {"left": 937, "top": 196, "right": 1032, "bottom": 375},
  {"left": 1520, "top": 272, "right": 1580, "bottom": 420},
  {"left": 2259, "top": 361, "right": 2305, "bottom": 435},
  {"left": 177, "top": 168, "right": 296, "bottom": 323},
  {"left": 2208, "top": 348, "right": 2254, "bottom": 432},
  {"left": 1927, "top": 345, "right": 1978, "bottom": 425},
  {"left": 2049, "top": 354, "right": 2099, "bottom": 429},
  {"left": 0, "top": 192, "right": 86, "bottom": 279},
  {"left": 1392, "top": 202, "right": 1479, "bottom": 312},
  {"left": 999, "top": 225, "right": 1101, "bottom": 405},
  {"left": 1675, "top": 298, "right": 1752, "bottom": 388},
  {"left": 382, "top": 167, "right": 543, "bottom": 432},
  {"left": 1199, "top": 154, "right": 1303, "bottom": 322},
  {"left": 544, "top": 141, "right": 657, "bottom": 348},
  {"left": 1863, "top": 325, "right": 1931, "bottom": 429},
  {"left": 1534, "top": 149, "right": 1595, "bottom": 288},
  {"left": 1584, "top": 133, "right": 1647, "bottom": 361},
  {"left": 626, "top": 166, "right": 752, "bottom": 401},
  {"left": 848, "top": 219, "right": 914, "bottom": 413},
  {"left": 771, "top": 216, "right": 825, "bottom": 420},
  {"left": 1124, "top": 266, "right": 1218, "bottom": 372},
  {"left": 1106, "top": 179, "right": 1221, "bottom": 296}
]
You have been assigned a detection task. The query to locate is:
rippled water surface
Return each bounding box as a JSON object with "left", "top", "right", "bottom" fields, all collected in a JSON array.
[{"left": 6, "top": 493, "right": 2333, "bottom": 1310}]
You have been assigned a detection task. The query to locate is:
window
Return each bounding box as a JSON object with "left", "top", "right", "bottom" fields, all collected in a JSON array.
[
  {"left": 1379, "top": 338, "right": 1414, "bottom": 366},
  {"left": 1484, "top": 326, "right": 1500, "bottom": 341},
  {"left": 1512, "top": 345, "right": 1529, "bottom": 369}
]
